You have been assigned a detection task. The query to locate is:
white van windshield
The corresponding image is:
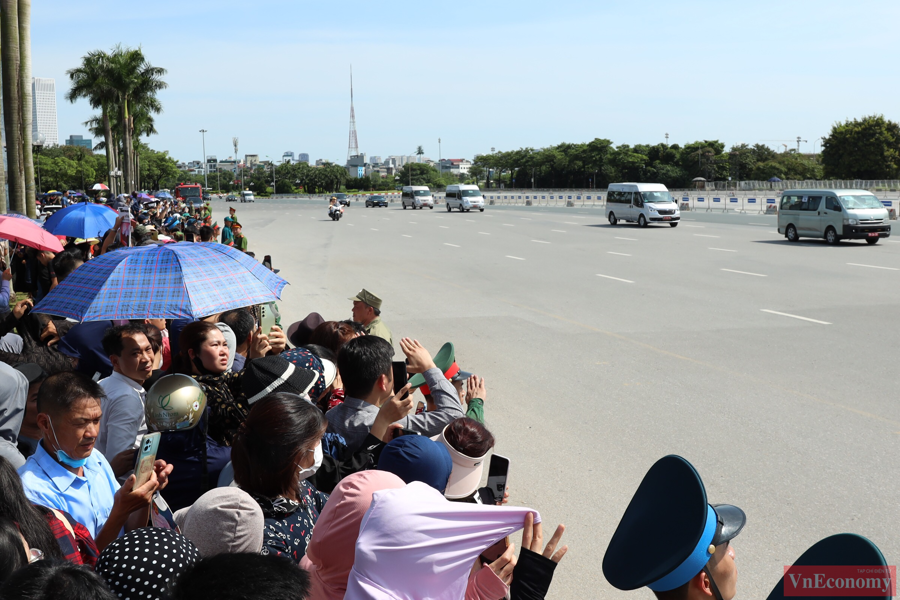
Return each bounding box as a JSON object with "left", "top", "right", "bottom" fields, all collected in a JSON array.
[
  {"left": 413, "top": 190, "right": 431, "bottom": 196},
  {"left": 839, "top": 195, "right": 882, "bottom": 210},
  {"left": 460, "top": 190, "right": 482, "bottom": 197},
  {"left": 639, "top": 191, "right": 673, "bottom": 204}
]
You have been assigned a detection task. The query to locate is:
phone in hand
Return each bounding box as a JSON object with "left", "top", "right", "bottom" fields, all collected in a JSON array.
[
  {"left": 391, "top": 361, "right": 408, "bottom": 398},
  {"left": 480, "top": 536, "right": 509, "bottom": 563},
  {"left": 486, "top": 454, "right": 509, "bottom": 506},
  {"left": 133, "top": 433, "right": 160, "bottom": 488},
  {"left": 259, "top": 302, "right": 280, "bottom": 333}
]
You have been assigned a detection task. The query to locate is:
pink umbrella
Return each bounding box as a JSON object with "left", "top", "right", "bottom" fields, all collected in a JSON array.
[{"left": 0, "top": 214, "right": 64, "bottom": 252}]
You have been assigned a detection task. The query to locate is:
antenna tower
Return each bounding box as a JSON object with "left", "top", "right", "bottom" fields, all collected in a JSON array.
[{"left": 347, "top": 66, "right": 359, "bottom": 161}]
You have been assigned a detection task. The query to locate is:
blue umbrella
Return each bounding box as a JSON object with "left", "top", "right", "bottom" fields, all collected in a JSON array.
[
  {"left": 32, "top": 242, "right": 288, "bottom": 321},
  {"left": 43, "top": 201, "right": 117, "bottom": 239},
  {"left": 156, "top": 191, "right": 173, "bottom": 199},
  {"left": 767, "top": 177, "right": 782, "bottom": 182}
]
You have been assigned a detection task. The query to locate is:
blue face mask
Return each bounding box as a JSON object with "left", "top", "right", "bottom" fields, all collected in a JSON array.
[{"left": 47, "top": 416, "right": 89, "bottom": 469}]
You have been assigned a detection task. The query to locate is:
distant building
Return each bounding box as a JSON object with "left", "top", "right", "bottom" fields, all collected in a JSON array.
[
  {"left": 245, "top": 154, "right": 259, "bottom": 168},
  {"left": 282, "top": 151, "right": 294, "bottom": 163},
  {"left": 346, "top": 154, "right": 366, "bottom": 178},
  {"left": 32, "top": 78, "right": 58, "bottom": 146},
  {"left": 370, "top": 156, "right": 382, "bottom": 165},
  {"left": 206, "top": 156, "right": 217, "bottom": 172},
  {"left": 298, "top": 153, "right": 310, "bottom": 164},
  {"left": 315, "top": 159, "right": 328, "bottom": 167},
  {"left": 65, "top": 134, "right": 92, "bottom": 150},
  {"left": 439, "top": 158, "right": 472, "bottom": 175}
]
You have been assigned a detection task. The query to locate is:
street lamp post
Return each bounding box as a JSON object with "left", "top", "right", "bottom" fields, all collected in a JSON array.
[
  {"left": 33, "top": 133, "right": 45, "bottom": 194},
  {"left": 438, "top": 137, "right": 442, "bottom": 175},
  {"left": 813, "top": 137, "right": 824, "bottom": 155},
  {"left": 199, "top": 130, "right": 208, "bottom": 190}
]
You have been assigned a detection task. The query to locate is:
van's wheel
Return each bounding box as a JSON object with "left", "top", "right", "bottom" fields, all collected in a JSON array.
[
  {"left": 430, "top": 206, "right": 434, "bottom": 209},
  {"left": 402, "top": 204, "right": 407, "bottom": 209},
  {"left": 479, "top": 209, "right": 484, "bottom": 212},
  {"left": 446, "top": 203, "right": 451, "bottom": 212},
  {"left": 825, "top": 227, "right": 839, "bottom": 244},
  {"left": 670, "top": 222, "right": 678, "bottom": 228},
  {"left": 866, "top": 237, "right": 880, "bottom": 245},
  {"left": 785, "top": 224, "right": 799, "bottom": 242},
  {"left": 608, "top": 213, "right": 617, "bottom": 225},
  {"left": 638, "top": 215, "right": 648, "bottom": 228}
]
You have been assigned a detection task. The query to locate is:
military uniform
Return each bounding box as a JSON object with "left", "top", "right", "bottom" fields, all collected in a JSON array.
[{"left": 365, "top": 317, "right": 393, "bottom": 346}]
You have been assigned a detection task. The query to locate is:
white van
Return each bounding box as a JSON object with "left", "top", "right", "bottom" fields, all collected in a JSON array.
[
  {"left": 605, "top": 183, "right": 680, "bottom": 227},
  {"left": 241, "top": 190, "right": 255, "bottom": 203},
  {"left": 445, "top": 184, "right": 485, "bottom": 212},
  {"left": 402, "top": 186, "right": 434, "bottom": 209},
  {"left": 777, "top": 189, "right": 891, "bottom": 244}
]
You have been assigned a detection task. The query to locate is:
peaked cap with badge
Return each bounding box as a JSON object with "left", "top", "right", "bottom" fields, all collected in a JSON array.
[{"left": 349, "top": 288, "right": 382, "bottom": 310}]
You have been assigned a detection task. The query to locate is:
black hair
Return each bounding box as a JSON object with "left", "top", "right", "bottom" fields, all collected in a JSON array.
[
  {"left": 373, "top": 307, "right": 381, "bottom": 317},
  {"left": 231, "top": 393, "right": 327, "bottom": 499},
  {"left": 338, "top": 319, "right": 367, "bottom": 336},
  {"left": 218, "top": 309, "right": 255, "bottom": 345},
  {"left": 0, "top": 560, "right": 117, "bottom": 600},
  {"left": 300, "top": 344, "right": 337, "bottom": 364},
  {"left": 170, "top": 553, "right": 310, "bottom": 600},
  {"left": 0, "top": 516, "right": 27, "bottom": 584},
  {"left": 199, "top": 226, "right": 214, "bottom": 242},
  {"left": 101, "top": 323, "right": 150, "bottom": 357},
  {"left": 0, "top": 457, "right": 63, "bottom": 561},
  {"left": 337, "top": 335, "right": 393, "bottom": 398},
  {"left": 36, "top": 372, "right": 104, "bottom": 417},
  {"left": 52, "top": 251, "right": 84, "bottom": 282}
]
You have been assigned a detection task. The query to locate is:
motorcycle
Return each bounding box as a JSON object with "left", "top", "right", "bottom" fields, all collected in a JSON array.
[{"left": 329, "top": 205, "right": 343, "bottom": 221}]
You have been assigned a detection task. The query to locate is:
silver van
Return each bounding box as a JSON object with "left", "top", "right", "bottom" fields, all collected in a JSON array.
[
  {"left": 606, "top": 182, "right": 680, "bottom": 227},
  {"left": 401, "top": 186, "right": 434, "bottom": 209},
  {"left": 777, "top": 189, "right": 891, "bottom": 244},
  {"left": 445, "top": 184, "right": 485, "bottom": 212}
]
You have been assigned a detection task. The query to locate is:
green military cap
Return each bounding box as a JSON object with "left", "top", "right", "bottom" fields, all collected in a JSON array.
[{"left": 349, "top": 288, "right": 382, "bottom": 310}]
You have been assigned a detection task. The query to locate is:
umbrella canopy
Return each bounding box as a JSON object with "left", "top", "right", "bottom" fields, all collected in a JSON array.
[
  {"left": 156, "top": 191, "right": 173, "bottom": 199},
  {"left": 44, "top": 201, "right": 117, "bottom": 239},
  {"left": 691, "top": 177, "right": 707, "bottom": 182},
  {"left": 767, "top": 177, "right": 782, "bottom": 182},
  {"left": 91, "top": 183, "right": 110, "bottom": 191},
  {"left": 46, "top": 190, "right": 62, "bottom": 195},
  {"left": 136, "top": 193, "right": 155, "bottom": 203},
  {"left": 0, "top": 215, "right": 64, "bottom": 252},
  {"left": 32, "top": 242, "right": 288, "bottom": 321}
]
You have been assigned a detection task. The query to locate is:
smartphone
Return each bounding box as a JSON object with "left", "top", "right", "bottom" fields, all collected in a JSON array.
[
  {"left": 259, "top": 302, "right": 280, "bottom": 333},
  {"left": 391, "top": 361, "right": 408, "bottom": 395},
  {"left": 133, "top": 433, "right": 160, "bottom": 488},
  {"left": 392, "top": 427, "right": 421, "bottom": 440},
  {"left": 480, "top": 537, "right": 509, "bottom": 563},
  {"left": 486, "top": 454, "right": 509, "bottom": 505}
]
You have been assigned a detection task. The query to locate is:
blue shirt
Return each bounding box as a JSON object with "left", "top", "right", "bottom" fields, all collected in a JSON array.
[
  {"left": 18, "top": 442, "right": 119, "bottom": 538},
  {"left": 58, "top": 321, "right": 114, "bottom": 380}
]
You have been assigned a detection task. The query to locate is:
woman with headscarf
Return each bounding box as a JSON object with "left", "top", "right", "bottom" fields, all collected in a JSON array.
[
  {"left": 345, "top": 481, "right": 540, "bottom": 600},
  {"left": 95, "top": 527, "right": 199, "bottom": 600},
  {"left": 173, "top": 487, "right": 265, "bottom": 557},
  {"left": 231, "top": 393, "right": 328, "bottom": 563}
]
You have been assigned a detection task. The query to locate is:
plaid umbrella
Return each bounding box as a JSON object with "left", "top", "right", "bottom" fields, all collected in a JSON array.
[
  {"left": 44, "top": 201, "right": 117, "bottom": 239},
  {"left": 0, "top": 215, "right": 64, "bottom": 252},
  {"left": 32, "top": 242, "right": 288, "bottom": 321}
]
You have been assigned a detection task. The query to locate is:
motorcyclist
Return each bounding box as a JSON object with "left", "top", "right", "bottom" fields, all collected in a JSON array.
[{"left": 328, "top": 197, "right": 343, "bottom": 219}]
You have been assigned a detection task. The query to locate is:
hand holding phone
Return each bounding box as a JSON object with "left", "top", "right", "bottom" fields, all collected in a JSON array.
[
  {"left": 391, "top": 361, "right": 409, "bottom": 398},
  {"left": 487, "top": 454, "right": 509, "bottom": 506},
  {"left": 480, "top": 536, "right": 510, "bottom": 563},
  {"left": 133, "top": 433, "right": 161, "bottom": 488}
]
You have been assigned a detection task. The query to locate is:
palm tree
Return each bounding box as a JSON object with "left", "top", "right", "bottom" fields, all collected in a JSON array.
[
  {"left": 67, "top": 50, "right": 119, "bottom": 195},
  {"left": 416, "top": 145, "right": 424, "bottom": 163},
  {"left": 2, "top": 0, "right": 27, "bottom": 213},
  {"left": 105, "top": 46, "right": 167, "bottom": 194},
  {"left": 18, "top": 0, "right": 35, "bottom": 216}
]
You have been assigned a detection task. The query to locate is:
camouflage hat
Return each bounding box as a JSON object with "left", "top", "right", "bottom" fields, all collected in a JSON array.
[{"left": 349, "top": 288, "right": 382, "bottom": 310}]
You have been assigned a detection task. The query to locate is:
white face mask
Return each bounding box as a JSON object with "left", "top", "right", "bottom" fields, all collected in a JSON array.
[{"left": 296, "top": 442, "right": 323, "bottom": 482}]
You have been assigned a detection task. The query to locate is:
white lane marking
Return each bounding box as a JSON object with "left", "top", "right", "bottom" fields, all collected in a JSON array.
[
  {"left": 408, "top": 221, "right": 417, "bottom": 224},
  {"left": 310, "top": 217, "right": 316, "bottom": 219},
  {"left": 721, "top": 268, "right": 766, "bottom": 277},
  {"left": 444, "top": 243, "right": 460, "bottom": 247},
  {"left": 708, "top": 247, "right": 737, "bottom": 252},
  {"left": 521, "top": 217, "right": 532, "bottom": 220},
  {"left": 847, "top": 263, "right": 899, "bottom": 271},
  {"left": 466, "top": 220, "right": 476, "bottom": 222},
  {"left": 531, "top": 240, "right": 550, "bottom": 244},
  {"left": 503, "top": 224, "right": 514, "bottom": 227},
  {"left": 347, "top": 224, "right": 354, "bottom": 226},
  {"left": 684, "top": 225, "right": 705, "bottom": 228},
  {"left": 478, "top": 232, "right": 490, "bottom": 235},
  {"left": 694, "top": 234, "right": 720, "bottom": 238},
  {"left": 371, "top": 228, "right": 379, "bottom": 231},
  {"left": 484, "top": 214, "right": 494, "bottom": 217},
  {"left": 615, "top": 237, "right": 638, "bottom": 241},
  {"left": 551, "top": 230, "right": 567, "bottom": 233},
  {"left": 571, "top": 216, "right": 586, "bottom": 219},
  {"left": 506, "top": 255, "right": 525, "bottom": 260},
  {"left": 596, "top": 273, "right": 634, "bottom": 283},
  {"left": 564, "top": 222, "right": 579, "bottom": 225},
  {"left": 402, "top": 234, "right": 412, "bottom": 238},
  {"left": 760, "top": 309, "right": 831, "bottom": 325},
  {"left": 607, "top": 252, "right": 631, "bottom": 257},
  {"left": 439, "top": 226, "right": 450, "bottom": 229},
  {"left": 748, "top": 223, "right": 769, "bottom": 226}
]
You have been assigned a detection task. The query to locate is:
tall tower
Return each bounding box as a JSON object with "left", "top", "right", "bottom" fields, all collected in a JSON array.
[{"left": 347, "top": 66, "right": 359, "bottom": 162}]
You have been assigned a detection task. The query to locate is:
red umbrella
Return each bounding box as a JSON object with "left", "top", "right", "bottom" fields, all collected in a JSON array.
[
  {"left": 0, "top": 214, "right": 64, "bottom": 252},
  {"left": 91, "top": 183, "right": 109, "bottom": 191}
]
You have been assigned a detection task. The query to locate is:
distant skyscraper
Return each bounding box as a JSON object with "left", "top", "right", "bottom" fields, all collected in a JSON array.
[
  {"left": 32, "top": 78, "right": 58, "bottom": 146},
  {"left": 283, "top": 151, "right": 294, "bottom": 163},
  {"left": 347, "top": 66, "right": 359, "bottom": 162},
  {"left": 298, "top": 153, "right": 310, "bottom": 164},
  {"left": 65, "top": 134, "right": 92, "bottom": 150}
]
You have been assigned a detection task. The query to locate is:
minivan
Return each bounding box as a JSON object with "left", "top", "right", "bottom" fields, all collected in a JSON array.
[
  {"left": 241, "top": 190, "right": 255, "bottom": 203},
  {"left": 777, "top": 189, "right": 891, "bottom": 244},
  {"left": 445, "top": 184, "right": 485, "bottom": 212},
  {"left": 606, "top": 183, "right": 680, "bottom": 227},
  {"left": 402, "top": 186, "right": 434, "bottom": 209}
]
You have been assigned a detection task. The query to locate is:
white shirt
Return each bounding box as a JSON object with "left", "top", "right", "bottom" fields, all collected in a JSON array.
[{"left": 97, "top": 371, "right": 147, "bottom": 461}]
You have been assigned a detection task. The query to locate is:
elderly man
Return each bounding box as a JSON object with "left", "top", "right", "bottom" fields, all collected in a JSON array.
[
  {"left": 349, "top": 288, "right": 393, "bottom": 345},
  {"left": 18, "top": 371, "right": 172, "bottom": 550}
]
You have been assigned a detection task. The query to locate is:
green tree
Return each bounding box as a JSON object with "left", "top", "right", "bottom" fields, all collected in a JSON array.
[
  {"left": 139, "top": 146, "right": 179, "bottom": 191},
  {"left": 2, "top": 0, "right": 27, "bottom": 213},
  {"left": 821, "top": 115, "right": 900, "bottom": 179}
]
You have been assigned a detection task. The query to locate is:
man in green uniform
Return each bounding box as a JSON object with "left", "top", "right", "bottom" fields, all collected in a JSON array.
[{"left": 349, "top": 289, "right": 392, "bottom": 346}]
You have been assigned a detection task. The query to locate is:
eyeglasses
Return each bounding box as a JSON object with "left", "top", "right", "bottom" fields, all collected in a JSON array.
[{"left": 28, "top": 548, "right": 44, "bottom": 563}]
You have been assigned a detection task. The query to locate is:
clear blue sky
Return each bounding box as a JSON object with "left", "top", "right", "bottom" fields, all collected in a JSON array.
[{"left": 35, "top": 0, "right": 900, "bottom": 164}]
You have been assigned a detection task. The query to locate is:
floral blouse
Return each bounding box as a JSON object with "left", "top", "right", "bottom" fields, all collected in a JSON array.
[{"left": 250, "top": 481, "right": 329, "bottom": 563}]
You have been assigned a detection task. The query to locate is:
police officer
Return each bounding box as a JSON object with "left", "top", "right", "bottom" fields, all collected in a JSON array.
[
  {"left": 349, "top": 288, "right": 393, "bottom": 346},
  {"left": 603, "top": 455, "right": 746, "bottom": 600}
]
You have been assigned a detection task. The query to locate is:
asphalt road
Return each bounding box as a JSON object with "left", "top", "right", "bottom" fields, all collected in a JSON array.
[{"left": 223, "top": 198, "right": 900, "bottom": 599}]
